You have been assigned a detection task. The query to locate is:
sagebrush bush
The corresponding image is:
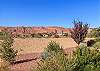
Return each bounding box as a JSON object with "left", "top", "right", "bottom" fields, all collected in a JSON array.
[
  {"left": 46, "top": 41, "right": 63, "bottom": 53},
  {"left": 33, "top": 41, "right": 71, "bottom": 71},
  {"left": 0, "top": 32, "right": 17, "bottom": 63},
  {"left": 35, "top": 52, "right": 69, "bottom": 71},
  {"left": 41, "top": 41, "right": 64, "bottom": 60},
  {"left": 71, "top": 46, "right": 100, "bottom": 71}
]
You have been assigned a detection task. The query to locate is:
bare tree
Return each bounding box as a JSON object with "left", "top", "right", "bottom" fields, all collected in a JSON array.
[{"left": 70, "top": 20, "right": 88, "bottom": 45}]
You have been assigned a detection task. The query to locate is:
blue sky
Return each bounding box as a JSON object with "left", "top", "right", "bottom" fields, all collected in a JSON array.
[{"left": 0, "top": 0, "right": 100, "bottom": 28}]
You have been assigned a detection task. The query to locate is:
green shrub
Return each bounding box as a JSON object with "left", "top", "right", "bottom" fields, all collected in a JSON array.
[
  {"left": 34, "top": 52, "right": 69, "bottom": 71},
  {"left": 0, "top": 32, "right": 6, "bottom": 40},
  {"left": 91, "top": 37, "right": 100, "bottom": 48},
  {"left": 42, "top": 41, "right": 65, "bottom": 60},
  {"left": 32, "top": 41, "right": 71, "bottom": 71},
  {"left": 71, "top": 45, "right": 100, "bottom": 71},
  {"left": 95, "top": 37, "right": 100, "bottom": 42},
  {"left": 46, "top": 41, "right": 63, "bottom": 53},
  {"left": 93, "top": 42, "right": 100, "bottom": 48},
  {"left": 32, "top": 42, "right": 100, "bottom": 71},
  {"left": 0, "top": 32, "right": 17, "bottom": 63},
  {"left": 41, "top": 41, "right": 63, "bottom": 60},
  {"left": 88, "top": 28, "right": 100, "bottom": 38}
]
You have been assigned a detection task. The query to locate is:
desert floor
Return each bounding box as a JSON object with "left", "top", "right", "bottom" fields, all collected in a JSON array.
[
  {"left": 12, "top": 38, "right": 78, "bottom": 54},
  {"left": 1, "top": 38, "right": 94, "bottom": 71},
  {"left": 10, "top": 38, "right": 78, "bottom": 71}
]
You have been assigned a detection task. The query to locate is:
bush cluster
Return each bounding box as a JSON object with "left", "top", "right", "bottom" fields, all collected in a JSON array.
[
  {"left": 87, "top": 27, "right": 100, "bottom": 38},
  {"left": 32, "top": 41, "right": 100, "bottom": 71},
  {"left": 33, "top": 41, "right": 69, "bottom": 71}
]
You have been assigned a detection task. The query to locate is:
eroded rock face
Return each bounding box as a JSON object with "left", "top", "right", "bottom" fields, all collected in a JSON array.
[{"left": 0, "top": 26, "right": 71, "bottom": 38}]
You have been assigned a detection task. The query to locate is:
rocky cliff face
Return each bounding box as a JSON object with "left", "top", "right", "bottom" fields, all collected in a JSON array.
[{"left": 0, "top": 26, "right": 71, "bottom": 37}]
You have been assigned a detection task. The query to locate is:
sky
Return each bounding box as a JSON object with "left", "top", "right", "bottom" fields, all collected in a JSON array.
[{"left": 0, "top": 0, "right": 100, "bottom": 28}]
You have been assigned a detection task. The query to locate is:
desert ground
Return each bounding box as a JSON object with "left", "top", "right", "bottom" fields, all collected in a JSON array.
[
  {"left": 9, "top": 38, "right": 78, "bottom": 71},
  {"left": 0, "top": 38, "right": 94, "bottom": 71},
  {"left": 2, "top": 37, "right": 94, "bottom": 71},
  {"left": 12, "top": 38, "right": 78, "bottom": 54}
]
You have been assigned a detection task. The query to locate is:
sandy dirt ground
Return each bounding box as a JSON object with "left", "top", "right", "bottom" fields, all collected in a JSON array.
[
  {"left": 1, "top": 38, "right": 92, "bottom": 71},
  {"left": 10, "top": 53, "right": 41, "bottom": 71},
  {"left": 12, "top": 38, "right": 78, "bottom": 54},
  {"left": 10, "top": 47, "right": 77, "bottom": 71}
]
